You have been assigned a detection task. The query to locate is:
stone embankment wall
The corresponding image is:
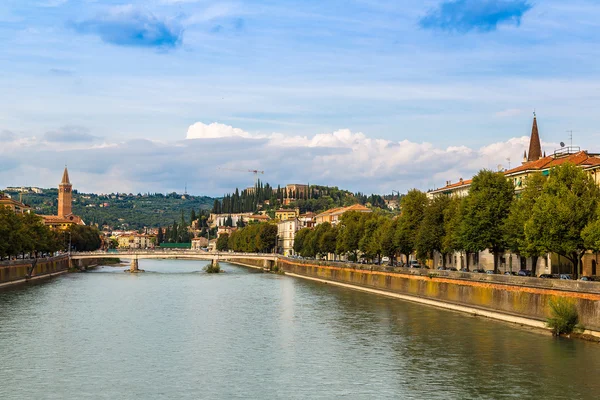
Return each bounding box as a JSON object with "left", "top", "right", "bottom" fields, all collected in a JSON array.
[
  {"left": 0, "top": 256, "right": 107, "bottom": 287},
  {"left": 277, "top": 259, "right": 600, "bottom": 332},
  {"left": 0, "top": 255, "right": 70, "bottom": 286}
]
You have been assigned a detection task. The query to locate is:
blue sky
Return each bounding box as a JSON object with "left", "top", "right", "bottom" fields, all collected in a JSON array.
[{"left": 1, "top": 0, "right": 600, "bottom": 195}]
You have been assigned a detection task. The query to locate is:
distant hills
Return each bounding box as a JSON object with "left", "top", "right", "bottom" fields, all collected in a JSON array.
[{"left": 2, "top": 188, "right": 214, "bottom": 230}]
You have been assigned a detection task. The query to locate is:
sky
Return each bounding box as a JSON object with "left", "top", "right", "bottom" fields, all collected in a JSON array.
[{"left": 1, "top": 0, "right": 600, "bottom": 196}]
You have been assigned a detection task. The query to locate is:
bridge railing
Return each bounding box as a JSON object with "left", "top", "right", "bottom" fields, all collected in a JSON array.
[{"left": 71, "top": 250, "right": 277, "bottom": 258}]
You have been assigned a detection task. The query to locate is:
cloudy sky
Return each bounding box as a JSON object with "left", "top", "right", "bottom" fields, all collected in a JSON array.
[{"left": 1, "top": 0, "right": 599, "bottom": 196}]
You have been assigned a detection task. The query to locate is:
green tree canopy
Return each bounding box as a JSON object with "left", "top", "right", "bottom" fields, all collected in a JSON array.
[
  {"left": 525, "top": 163, "right": 600, "bottom": 277},
  {"left": 460, "top": 170, "right": 514, "bottom": 271}
]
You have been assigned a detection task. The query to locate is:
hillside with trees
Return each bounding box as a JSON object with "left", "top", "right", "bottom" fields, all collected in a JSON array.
[{"left": 3, "top": 189, "right": 214, "bottom": 230}]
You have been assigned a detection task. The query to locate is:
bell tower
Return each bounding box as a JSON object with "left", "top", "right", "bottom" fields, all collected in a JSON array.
[{"left": 58, "top": 167, "right": 72, "bottom": 218}]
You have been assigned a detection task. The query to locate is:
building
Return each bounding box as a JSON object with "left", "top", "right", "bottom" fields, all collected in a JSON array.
[
  {"left": 315, "top": 204, "right": 372, "bottom": 226},
  {"left": 191, "top": 236, "right": 209, "bottom": 250},
  {"left": 217, "top": 226, "right": 237, "bottom": 238},
  {"left": 429, "top": 115, "right": 600, "bottom": 199},
  {"left": 285, "top": 184, "right": 309, "bottom": 199},
  {"left": 275, "top": 208, "right": 299, "bottom": 221},
  {"left": 247, "top": 214, "right": 271, "bottom": 223},
  {"left": 0, "top": 193, "right": 31, "bottom": 214},
  {"left": 209, "top": 213, "right": 254, "bottom": 227},
  {"left": 427, "top": 114, "right": 600, "bottom": 275},
  {"left": 40, "top": 167, "right": 84, "bottom": 230},
  {"left": 117, "top": 234, "right": 155, "bottom": 249},
  {"left": 277, "top": 218, "right": 300, "bottom": 256},
  {"left": 298, "top": 212, "right": 316, "bottom": 228}
]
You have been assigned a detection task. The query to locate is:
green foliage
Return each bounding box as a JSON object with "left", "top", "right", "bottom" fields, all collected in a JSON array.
[
  {"left": 441, "top": 197, "right": 464, "bottom": 255},
  {"left": 395, "top": 189, "right": 428, "bottom": 260},
  {"left": 216, "top": 233, "right": 229, "bottom": 251},
  {"left": 228, "top": 223, "right": 277, "bottom": 253},
  {"left": 0, "top": 207, "right": 60, "bottom": 259},
  {"left": 204, "top": 262, "right": 221, "bottom": 273},
  {"left": 546, "top": 297, "right": 579, "bottom": 335},
  {"left": 525, "top": 164, "right": 600, "bottom": 277},
  {"left": 416, "top": 196, "right": 449, "bottom": 261},
  {"left": 8, "top": 188, "right": 214, "bottom": 230},
  {"left": 460, "top": 170, "right": 514, "bottom": 271},
  {"left": 67, "top": 225, "right": 102, "bottom": 252}
]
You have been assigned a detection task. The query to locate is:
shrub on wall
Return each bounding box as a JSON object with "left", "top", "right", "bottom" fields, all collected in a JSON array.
[{"left": 546, "top": 297, "right": 580, "bottom": 335}]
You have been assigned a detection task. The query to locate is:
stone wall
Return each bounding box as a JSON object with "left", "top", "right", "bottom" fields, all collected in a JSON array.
[
  {"left": 278, "top": 259, "right": 600, "bottom": 332},
  {"left": 0, "top": 255, "right": 70, "bottom": 285}
]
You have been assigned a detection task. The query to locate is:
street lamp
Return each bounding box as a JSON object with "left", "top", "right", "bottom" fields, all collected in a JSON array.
[{"left": 67, "top": 231, "right": 72, "bottom": 256}]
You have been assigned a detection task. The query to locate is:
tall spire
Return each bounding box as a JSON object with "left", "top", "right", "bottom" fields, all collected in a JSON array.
[
  {"left": 61, "top": 166, "right": 70, "bottom": 185},
  {"left": 527, "top": 113, "right": 542, "bottom": 162}
]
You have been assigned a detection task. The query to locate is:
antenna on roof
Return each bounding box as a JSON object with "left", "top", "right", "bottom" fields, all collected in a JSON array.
[
  {"left": 506, "top": 157, "right": 511, "bottom": 170},
  {"left": 560, "top": 141, "right": 565, "bottom": 148},
  {"left": 566, "top": 130, "right": 574, "bottom": 147}
]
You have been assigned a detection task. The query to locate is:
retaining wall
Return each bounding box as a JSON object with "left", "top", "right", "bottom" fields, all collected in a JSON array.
[
  {"left": 0, "top": 255, "right": 70, "bottom": 286},
  {"left": 277, "top": 259, "right": 600, "bottom": 332}
]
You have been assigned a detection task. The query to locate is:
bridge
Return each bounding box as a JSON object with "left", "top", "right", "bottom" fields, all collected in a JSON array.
[{"left": 70, "top": 251, "right": 279, "bottom": 272}]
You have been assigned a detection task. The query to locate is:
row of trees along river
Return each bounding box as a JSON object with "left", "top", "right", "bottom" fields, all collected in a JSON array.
[
  {"left": 0, "top": 207, "right": 102, "bottom": 260},
  {"left": 260, "top": 163, "right": 600, "bottom": 279}
]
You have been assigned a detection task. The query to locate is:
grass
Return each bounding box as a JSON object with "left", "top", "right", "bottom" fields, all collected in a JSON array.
[{"left": 546, "top": 297, "right": 580, "bottom": 336}]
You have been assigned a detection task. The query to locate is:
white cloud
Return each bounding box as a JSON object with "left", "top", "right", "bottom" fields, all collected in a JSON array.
[
  {"left": 186, "top": 121, "right": 260, "bottom": 139},
  {"left": 1, "top": 121, "right": 544, "bottom": 196}
]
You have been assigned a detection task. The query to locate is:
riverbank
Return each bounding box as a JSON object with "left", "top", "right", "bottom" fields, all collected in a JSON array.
[
  {"left": 0, "top": 256, "right": 122, "bottom": 289},
  {"left": 232, "top": 257, "right": 600, "bottom": 340}
]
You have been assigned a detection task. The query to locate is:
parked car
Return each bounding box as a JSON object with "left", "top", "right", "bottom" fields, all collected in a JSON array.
[
  {"left": 472, "top": 268, "right": 486, "bottom": 273},
  {"left": 539, "top": 274, "right": 554, "bottom": 279},
  {"left": 408, "top": 260, "right": 421, "bottom": 268},
  {"left": 559, "top": 274, "right": 572, "bottom": 280},
  {"left": 485, "top": 270, "right": 496, "bottom": 274},
  {"left": 459, "top": 268, "right": 469, "bottom": 272},
  {"left": 504, "top": 271, "right": 517, "bottom": 276},
  {"left": 437, "top": 266, "right": 446, "bottom": 270},
  {"left": 580, "top": 276, "right": 595, "bottom": 281},
  {"left": 447, "top": 267, "right": 458, "bottom": 271},
  {"left": 517, "top": 270, "right": 532, "bottom": 277}
]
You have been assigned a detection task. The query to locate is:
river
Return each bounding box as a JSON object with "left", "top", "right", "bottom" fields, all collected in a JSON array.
[{"left": 0, "top": 259, "right": 598, "bottom": 399}]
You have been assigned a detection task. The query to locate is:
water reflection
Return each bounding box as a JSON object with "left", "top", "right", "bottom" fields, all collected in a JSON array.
[{"left": 0, "top": 261, "right": 597, "bottom": 400}]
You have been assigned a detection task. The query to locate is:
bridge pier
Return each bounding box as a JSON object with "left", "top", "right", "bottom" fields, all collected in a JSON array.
[{"left": 127, "top": 257, "right": 144, "bottom": 273}]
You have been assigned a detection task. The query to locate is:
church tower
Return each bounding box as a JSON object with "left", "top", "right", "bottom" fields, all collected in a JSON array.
[
  {"left": 58, "top": 167, "right": 72, "bottom": 218},
  {"left": 526, "top": 113, "right": 542, "bottom": 162}
]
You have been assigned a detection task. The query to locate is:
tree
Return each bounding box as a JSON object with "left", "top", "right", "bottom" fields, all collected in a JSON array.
[
  {"left": 293, "top": 228, "right": 312, "bottom": 255},
  {"left": 156, "top": 227, "right": 164, "bottom": 244},
  {"left": 525, "top": 164, "right": 600, "bottom": 278},
  {"left": 336, "top": 211, "right": 366, "bottom": 260},
  {"left": 503, "top": 173, "right": 546, "bottom": 274},
  {"left": 359, "top": 214, "right": 386, "bottom": 262},
  {"left": 216, "top": 233, "right": 229, "bottom": 251},
  {"left": 379, "top": 219, "right": 397, "bottom": 263},
  {"left": 441, "top": 197, "right": 464, "bottom": 267},
  {"left": 460, "top": 170, "right": 514, "bottom": 272},
  {"left": 415, "top": 196, "right": 449, "bottom": 264},
  {"left": 395, "top": 189, "right": 428, "bottom": 263}
]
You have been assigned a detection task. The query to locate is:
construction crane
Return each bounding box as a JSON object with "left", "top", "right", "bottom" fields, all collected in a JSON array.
[{"left": 218, "top": 167, "right": 265, "bottom": 188}]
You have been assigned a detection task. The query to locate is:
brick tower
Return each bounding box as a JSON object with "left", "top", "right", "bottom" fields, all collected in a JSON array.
[{"left": 58, "top": 167, "right": 72, "bottom": 218}]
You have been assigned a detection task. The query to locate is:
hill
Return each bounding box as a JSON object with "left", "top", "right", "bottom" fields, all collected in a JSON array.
[{"left": 3, "top": 188, "right": 214, "bottom": 230}]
